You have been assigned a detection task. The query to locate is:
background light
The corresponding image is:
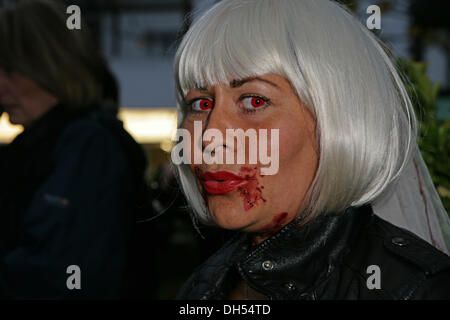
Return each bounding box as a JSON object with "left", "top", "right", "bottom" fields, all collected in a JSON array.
[
  {"left": 0, "top": 108, "right": 178, "bottom": 145},
  {"left": 0, "top": 113, "right": 23, "bottom": 143}
]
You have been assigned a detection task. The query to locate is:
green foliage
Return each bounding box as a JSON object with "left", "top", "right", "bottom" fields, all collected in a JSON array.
[{"left": 397, "top": 58, "right": 450, "bottom": 213}]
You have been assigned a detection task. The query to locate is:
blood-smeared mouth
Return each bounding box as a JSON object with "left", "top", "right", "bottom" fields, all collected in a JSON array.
[{"left": 201, "top": 171, "right": 250, "bottom": 195}]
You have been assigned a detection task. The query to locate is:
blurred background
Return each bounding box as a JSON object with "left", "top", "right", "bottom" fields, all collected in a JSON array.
[{"left": 0, "top": 0, "right": 449, "bottom": 298}]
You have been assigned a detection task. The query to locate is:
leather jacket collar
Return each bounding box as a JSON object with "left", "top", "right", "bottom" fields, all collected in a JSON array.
[{"left": 178, "top": 205, "right": 373, "bottom": 300}]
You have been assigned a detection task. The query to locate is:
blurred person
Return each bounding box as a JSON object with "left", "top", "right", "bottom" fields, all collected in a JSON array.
[
  {"left": 174, "top": 0, "right": 450, "bottom": 299},
  {"left": 0, "top": 0, "right": 149, "bottom": 299}
]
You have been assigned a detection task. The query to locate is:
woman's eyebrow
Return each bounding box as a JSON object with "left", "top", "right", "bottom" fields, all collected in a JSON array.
[
  {"left": 229, "top": 77, "right": 279, "bottom": 88},
  {"left": 193, "top": 86, "right": 208, "bottom": 92}
]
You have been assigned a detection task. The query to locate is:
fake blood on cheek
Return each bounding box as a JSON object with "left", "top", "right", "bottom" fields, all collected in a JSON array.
[
  {"left": 261, "top": 212, "right": 288, "bottom": 237},
  {"left": 237, "top": 166, "right": 266, "bottom": 211}
]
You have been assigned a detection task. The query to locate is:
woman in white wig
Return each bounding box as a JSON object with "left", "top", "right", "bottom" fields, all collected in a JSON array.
[{"left": 174, "top": 0, "right": 450, "bottom": 299}]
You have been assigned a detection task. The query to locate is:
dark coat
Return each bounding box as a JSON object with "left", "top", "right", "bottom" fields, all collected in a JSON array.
[
  {"left": 0, "top": 105, "right": 148, "bottom": 299},
  {"left": 177, "top": 205, "right": 450, "bottom": 300}
]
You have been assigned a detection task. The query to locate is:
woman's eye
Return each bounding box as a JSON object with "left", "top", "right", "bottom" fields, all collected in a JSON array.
[
  {"left": 191, "top": 98, "right": 214, "bottom": 111},
  {"left": 242, "top": 96, "right": 268, "bottom": 111}
]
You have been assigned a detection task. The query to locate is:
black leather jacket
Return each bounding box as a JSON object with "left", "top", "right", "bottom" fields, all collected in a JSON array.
[{"left": 177, "top": 205, "right": 450, "bottom": 300}]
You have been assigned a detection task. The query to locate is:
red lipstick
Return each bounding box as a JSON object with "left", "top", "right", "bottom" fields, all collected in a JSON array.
[{"left": 201, "top": 171, "right": 248, "bottom": 195}]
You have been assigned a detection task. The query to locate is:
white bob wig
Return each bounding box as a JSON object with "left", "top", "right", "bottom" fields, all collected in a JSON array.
[{"left": 174, "top": 0, "right": 417, "bottom": 225}]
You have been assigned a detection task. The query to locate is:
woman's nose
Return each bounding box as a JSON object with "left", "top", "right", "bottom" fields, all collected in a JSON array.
[{"left": 201, "top": 95, "right": 233, "bottom": 153}]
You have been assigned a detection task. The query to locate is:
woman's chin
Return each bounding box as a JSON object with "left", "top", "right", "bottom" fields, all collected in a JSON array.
[{"left": 209, "top": 204, "right": 258, "bottom": 231}]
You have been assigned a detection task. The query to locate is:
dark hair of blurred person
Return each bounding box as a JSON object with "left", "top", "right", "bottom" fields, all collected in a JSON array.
[
  {"left": 0, "top": 0, "right": 150, "bottom": 299},
  {"left": 0, "top": 0, "right": 118, "bottom": 116}
]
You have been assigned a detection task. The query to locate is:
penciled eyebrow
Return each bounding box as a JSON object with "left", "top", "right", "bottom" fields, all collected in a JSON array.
[
  {"left": 189, "top": 76, "right": 279, "bottom": 92},
  {"left": 229, "top": 77, "right": 279, "bottom": 88}
]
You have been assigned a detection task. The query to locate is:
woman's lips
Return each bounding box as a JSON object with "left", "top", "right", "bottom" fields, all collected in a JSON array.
[{"left": 201, "top": 170, "right": 249, "bottom": 195}]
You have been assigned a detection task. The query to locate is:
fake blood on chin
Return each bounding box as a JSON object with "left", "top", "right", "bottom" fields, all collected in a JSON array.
[{"left": 237, "top": 166, "right": 266, "bottom": 211}]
